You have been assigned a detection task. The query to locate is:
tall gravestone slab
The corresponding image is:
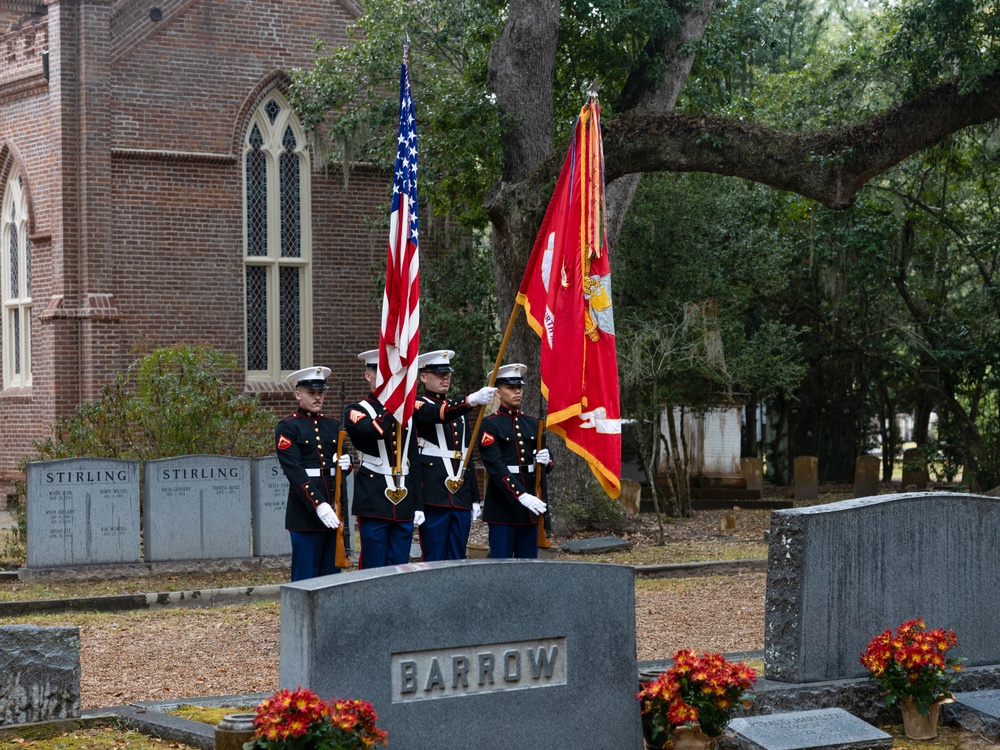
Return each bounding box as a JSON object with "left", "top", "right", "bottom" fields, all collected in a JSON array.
[
  {"left": 765, "top": 493, "right": 1000, "bottom": 682},
  {"left": 251, "top": 456, "right": 291, "bottom": 557},
  {"left": 143, "top": 456, "right": 251, "bottom": 561},
  {"left": 741, "top": 457, "right": 763, "bottom": 492},
  {"left": 280, "top": 560, "right": 641, "bottom": 750},
  {"left": 901, "top": 448, "right": 929, "bottom": 490},
  {"left": 852, "top": 455, "right": 880, "bottom": 498},
  {"left": 793, "top": 456, "right": 818, "bottom": 501},
  {"left": 0, "top": 625, "right": 80, "bottom": 725},
  {"left": 25, "top": 458, "right": 140, "bottom": 567}
]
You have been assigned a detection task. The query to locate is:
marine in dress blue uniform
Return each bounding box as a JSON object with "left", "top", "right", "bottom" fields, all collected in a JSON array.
[
  {"left": 276, "top": 366, "right": 354, "bottom": 582},
  {"left": 344, "top": 350, "right": 425, "bottom": 569},
  {"left": 412, "top": 349, "right": 497, "bottom": 561},
  {"left": 479, "top": 363, "right": 554, "bottom": 559}
]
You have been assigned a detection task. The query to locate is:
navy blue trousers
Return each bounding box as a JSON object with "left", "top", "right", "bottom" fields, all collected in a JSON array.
[
  {"left": 289, "top": 530, "right": 342, "bottom": 582},
  {"left": 487, "top": 523, "right": 538, "bottom": 559},
  {"left": 418, "top": 505, "right": 472, "bottom": 561},
  {"left": 358, "top": 516, "right": 414, "bottom": 569}
]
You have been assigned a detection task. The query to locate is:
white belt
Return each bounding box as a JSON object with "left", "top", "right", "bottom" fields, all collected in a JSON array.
[
  {"left": 359, "top": 451, "right": 410, "bottom": 477},
  {"left": 507, "top": 464, "right": 535, "bottom": 474},
  {"left": 418, "top": 442, "right": 467, "bottom": 461},
  {"left": 305, "top": 468, "right": 338, "bottom": 477}
]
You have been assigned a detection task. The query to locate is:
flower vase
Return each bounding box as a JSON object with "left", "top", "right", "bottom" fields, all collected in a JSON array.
[
  {"left": 899, "top": 696, "right": 943, "bottom": 740},
  {"left": 670, "top": 725, "right": 720, "bottom": 750}
]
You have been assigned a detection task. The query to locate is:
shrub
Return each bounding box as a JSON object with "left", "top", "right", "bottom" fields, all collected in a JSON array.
[{"left": 1, "top": 344, "right": 275, "bottom": 566}]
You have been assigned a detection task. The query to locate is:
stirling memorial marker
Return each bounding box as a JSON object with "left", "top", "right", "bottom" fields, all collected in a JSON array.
[
  {"left": 143, "top": 455, "right": 251, "bottom": 561},
  {"left": 26, "top": 458, "right": 140, "bottom": 567}
]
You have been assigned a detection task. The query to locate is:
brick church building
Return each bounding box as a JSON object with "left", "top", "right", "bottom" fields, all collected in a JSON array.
[{"left": 0, "top": 0, "right": 397, "bottom": 501}]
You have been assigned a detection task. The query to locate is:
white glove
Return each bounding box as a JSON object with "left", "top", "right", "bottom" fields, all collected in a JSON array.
[
  {"left": 316, "top": 502, "right": 340, "bottom": 529},
  {"left": 518, "top": 492, "right": 547, "bottom": 515},
  {"left": 472, "top": 502, "right": 482, "bottom": 520},
  {"left": 467, "top": 386, "right": 498, "bottom": 407},
  {"left": 413, "top": 510, "right": 426, "bottom": 527},
  {"left": 534, "top": 448, "right": 551, "bottom": 465},
  {"left": 337, "top": 453, "right": 352, "bottom": 471}
]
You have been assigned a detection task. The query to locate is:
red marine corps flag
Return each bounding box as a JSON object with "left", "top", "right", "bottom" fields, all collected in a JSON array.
[
  {"left": 516, "top": 99, "right": 621, "bottom": 498},
  {"left": 375, "top": 45, "right": 420, "bottom": 425}
]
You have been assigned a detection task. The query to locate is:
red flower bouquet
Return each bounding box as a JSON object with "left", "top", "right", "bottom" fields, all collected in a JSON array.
[
  {"left": 246, "top": 687, "right": 388, "bottom": 750},
  {"left": 637, "top": 649, "right": 757, "bottom": 741},
  {"left": 861, "top": 618, "right": 964, "bottom": 716}
]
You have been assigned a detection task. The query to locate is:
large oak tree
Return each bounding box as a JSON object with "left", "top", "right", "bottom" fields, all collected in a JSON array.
[{"left": 293, "top": 0, "right": 1000, "bottom": 499}]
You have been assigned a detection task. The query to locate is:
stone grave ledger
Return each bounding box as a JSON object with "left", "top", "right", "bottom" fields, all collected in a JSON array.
[
  {"left": 727, "top": 708, "right": 891, "bottom": 750},
  {"left": 25, "top": 458, "right": 141, "bottom": 567},
  {"left": 765, "top": 492, "right": 1000, "bottom": 683},
  {"left": 280, "top": 560, "right": 642, "bottom": 750},
  {"left": 143, "top": 456, "right": 252, "bottom": 561},
  {"left": 0, "top": 625, "right": 81, "bottom": 726},
  {"left": 251, "top": 456, "right": 292, "bottom": 557}
]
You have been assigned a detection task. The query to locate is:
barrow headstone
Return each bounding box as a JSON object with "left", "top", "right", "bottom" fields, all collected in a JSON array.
[
  {"left": 143, "top": 456, "right": 251, "bottom": 561},
  {"left": 793, "top": 456, "right": 818, "bottom": 501},
  {"left": 250, "top": 456, "right": 291, "bottom": 557},
  {"left": 0, "top": 625, "right": 80, "bottom": 725},
  {"left": 280, "top": 560, "right": 641, "bottom": 750},
  {"left": 853, "top": 455, "right": 880, "bottom": 498},
  {"left": 741, "top": 457, "right": 763, "bottom": 492},
  {"left": 727, "top": 708, "right": 891, "bottom": 750},
  {"left": 25, "top": 458, "right": 140, "bottom": 567},
  {"left": 765, "top": 492, "right": 1000, "bottom": 682},
  {"left": 901, "top": 448, "right": 929, "bottom": 490}
]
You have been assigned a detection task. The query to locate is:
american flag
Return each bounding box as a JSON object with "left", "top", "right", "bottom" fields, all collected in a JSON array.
[{"left": 375, "top": 49, "right": 421, "bottom": 424}]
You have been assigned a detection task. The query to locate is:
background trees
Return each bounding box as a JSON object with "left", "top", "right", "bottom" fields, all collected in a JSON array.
[{"left": 292, "top": 0, "right": 1000, "bottom": 511}]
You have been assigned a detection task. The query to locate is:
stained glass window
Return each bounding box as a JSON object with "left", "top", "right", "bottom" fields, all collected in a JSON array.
[
  {"left": 279, "top": 266, "right": 300, "bottom": 370},
  {"left": 246, "top": 266, "right": 268, "bottom": 371},
  {"left": 243, "top": 91, "right": 311, "bottom": 381},
  {"left": 246, "top": 125, "right": 267, "bottom": 258},
  {"left": 280, "top": 126, "right": 301, "bottom": 259}
]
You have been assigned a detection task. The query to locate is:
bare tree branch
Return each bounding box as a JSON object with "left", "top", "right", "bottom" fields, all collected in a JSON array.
[{"left": 602, "top": 70, "right": 1000, "bottom": 209}]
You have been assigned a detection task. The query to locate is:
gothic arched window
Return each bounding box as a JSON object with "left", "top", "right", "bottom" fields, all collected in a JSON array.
[{"left": 243, "top": 91, "right": 312, "bottom": 380}]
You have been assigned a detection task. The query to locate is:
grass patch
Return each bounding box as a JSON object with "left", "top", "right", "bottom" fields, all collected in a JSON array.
[
  {"left": 170, "top": 705, "right": 254, "bottom": 726},
  {"left": 565, "top": 541, "right": 767, "bottom": 566},
  {"left": 0, "top": 724, "right": 198, "bottom": 749},
  {"left": 0, "top": 571, "right": 290, "bottom": 603},
  {"left": 0, "top": 599, "right": 279, "bottom": 628}
]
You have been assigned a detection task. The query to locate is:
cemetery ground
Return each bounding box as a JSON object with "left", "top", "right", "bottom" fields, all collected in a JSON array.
[{"left": 0, "top": 485, "right": 995, "bottom": 749}]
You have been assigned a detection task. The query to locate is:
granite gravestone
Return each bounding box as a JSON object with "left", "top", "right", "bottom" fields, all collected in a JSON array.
[
  {"left": 250, "top": 456, "right": 292, "bottom": 557},
  {"left": 852, "top": 455, "right": 880, "bottom": 498},
  {"left": 901, "top": 447, "right": 929, "bottom": 490},
  {"left": 793, "top": 456, "right": 818, "bottom": 501},
  {"left": 727, "top": 708, "right": 891, "bottom": 750},
  {"left": 741, "top": 457, "right": 764, "bottom": 492},
  {"left": 0, "top": 625, "right": 80, "bottom": 725},
  {"left": 950, "top": 689, "right": 1000, "bottom": 743},
  {"left": 765, "top": 492, "right": 1000, "bottom": 682},
  {"left": 280, "top": 560, "right": 641, "bottom": 750},
  {"left": 25, "top": 458, "right": 140, "bottom": 568},
  {"left": 143, "top": 456, "right": 251, "bottom": 561}
]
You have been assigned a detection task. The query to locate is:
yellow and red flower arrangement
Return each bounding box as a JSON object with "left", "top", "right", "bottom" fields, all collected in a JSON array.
[
  {"left": 637, "top": 649, "right": 757, "bottom": 741},
  {"left": 245, "top": 687, "right": 388, "bottom": 750},
  {"left": 860, "top": 617, "right": 964, "bottom": 716}
]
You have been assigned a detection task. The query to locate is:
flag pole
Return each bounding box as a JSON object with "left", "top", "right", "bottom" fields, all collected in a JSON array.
[
  {"left": 333, "top": 380, "right": 349, "bottom": 568},
  {"left": 535, "top": 392, "right": 550, "bottom": 548},
  {"left": 458, "top": 300, "right": 523, "bottom": 477}
]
